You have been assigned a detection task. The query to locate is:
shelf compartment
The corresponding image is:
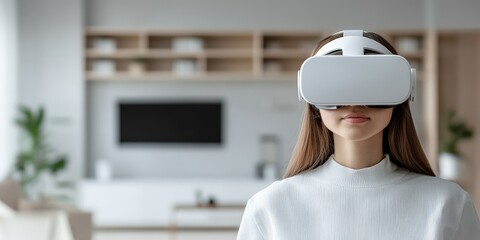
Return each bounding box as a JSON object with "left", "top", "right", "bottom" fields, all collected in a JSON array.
[
  {"left": 147, "top": 36, "right": 175, "bottom": 50},
  {"left": 262, "top": 49, "right": 311, "bottom": 58},
  {"left": 145, "top": 58, "right": 202, "bottom": 76},
  {"left": 262, "top": 58, "right": 304, "bottom": 74},
  {"left": 206, "top": 58, "right": 253, "bottom": 73},
  {"left": 383, "top": 32, "right": 424, "bottom": 55},
  {"left": 86, "top": 58, "right": 130, "bottom": 75},
  {"left": 86, "top": 34, "right": 141, "bottom": 52},
  {"left": 144, "top": 59, "right": 174, "bottom": 72},
  {"left": 149, "top": 35, "right": 205, "bottom": 53},
  {"left": 204, "top": 49, "right": 253, "bottom": 58},
  {"left": 263, "top": 35, "right": 321, "bottom": 52},
  {"left": 147, "top": 34, "right": 253, "bottom": 52},
  {"left": 145, "top": 50, "right": 203, "bottom": 58},
  {"left": 202, "top": 35, "right": 253, "bottom": 50},
  {"left": 86, "top": 58, "right": 204, "bottom": 78}
]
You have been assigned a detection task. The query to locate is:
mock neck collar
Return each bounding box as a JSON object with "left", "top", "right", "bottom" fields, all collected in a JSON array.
[{"left": 311, "top": 154, "right": 408, "bottom": 187}]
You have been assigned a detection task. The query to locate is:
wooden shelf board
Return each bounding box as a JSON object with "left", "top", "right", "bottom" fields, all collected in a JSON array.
[
  {"left": 204, "top": 49, "right": 253, "bottom": 58},
  {"left": 261, "top": 30, "right": 322, "bottom": 36},
  {"left": 86, "top": 71, "right": 298, "bottom": 82},
  {"left": 263, "top": 49, "right": 311, "bottom": 58},
  {"left": 145, "top": 51, "right": 202, "bottom": 58},
  {"left": 86, "top": 49, "right": 255, "bottom": 59},
  {"left": 87, "top": 73, "right": 202, "bottom": 81},
  {"left": 86, "top": 49, "right": 146, "bottom": 58},
  {"left": 146, "top": 30, "right": 253, "bottom": 36},
  {"left": 85, "top": 29, "right": 141, "bottom": 36},
  {"left": 379, "top": 30, "right": 425, "bottom": 36}
]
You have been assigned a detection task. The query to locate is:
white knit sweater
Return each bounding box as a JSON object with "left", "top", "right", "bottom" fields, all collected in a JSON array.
[{"left": 237, "top": 155, "right": 480, "bottom": 240}]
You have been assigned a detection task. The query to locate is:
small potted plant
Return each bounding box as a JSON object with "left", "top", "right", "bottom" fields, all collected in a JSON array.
[
  {"left": 438, "top": 110, "right": 474, "bottom": 180},
  {"left": 14, "top": 105, "right": 68, "bottom": 201}
]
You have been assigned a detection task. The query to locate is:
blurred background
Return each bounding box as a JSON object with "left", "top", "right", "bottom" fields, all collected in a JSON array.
[{"left": 1, "top": 0, "right": 479, "bottom": 239}]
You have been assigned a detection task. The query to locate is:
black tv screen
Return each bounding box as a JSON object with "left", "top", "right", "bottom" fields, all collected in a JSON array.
[{"left": 119, "top": 101, "right": 222, "bottom": 143}]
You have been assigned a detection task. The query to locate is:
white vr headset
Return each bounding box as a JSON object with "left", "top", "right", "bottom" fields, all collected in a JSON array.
[{"left": 297, "top": 30, "right": 416, "bottom": 109}]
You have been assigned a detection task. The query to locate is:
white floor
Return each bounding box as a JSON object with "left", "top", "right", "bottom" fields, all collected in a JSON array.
[{"left": 94, "top": 230, "right": 237, "bottom": 240}]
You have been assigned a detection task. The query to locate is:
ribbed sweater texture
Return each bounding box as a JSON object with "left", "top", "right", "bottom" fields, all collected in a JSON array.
[{"left": 237, "top": 155, "right": 480, "bottom": 240}]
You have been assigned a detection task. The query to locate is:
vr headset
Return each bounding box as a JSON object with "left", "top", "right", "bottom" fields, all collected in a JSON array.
[{"left": 297, "top": 30, "right": 416, "bottom": 110}]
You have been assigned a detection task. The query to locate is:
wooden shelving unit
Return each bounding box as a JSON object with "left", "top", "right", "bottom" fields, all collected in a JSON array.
[
  {"left": 84, "top": 29, "right": 322, "bottom": 81},
  {"left": 84, "top": 29, "right": 431, "bottom": 82},
  {"left": 260, "top": 32, "right": 321, "bottom": 76},
  {"left": 381, "top": 31, "right": 426, "bottom": 78}
]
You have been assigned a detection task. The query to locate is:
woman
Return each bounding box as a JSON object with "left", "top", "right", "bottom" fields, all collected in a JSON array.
[{"left": 237, "top": 30, "right": 480, "bottom": 240}]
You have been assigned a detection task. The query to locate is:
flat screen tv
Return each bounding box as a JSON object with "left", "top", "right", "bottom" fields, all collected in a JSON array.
[{"left": 119, "top": 101, "right": 222, "bottom": 143}]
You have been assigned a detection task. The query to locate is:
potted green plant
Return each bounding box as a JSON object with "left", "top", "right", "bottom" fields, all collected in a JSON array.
[
  {"left": 14, "top": 105, "right": 68, "bottom": 200},
  {"left": 438, "top": 110, "right": 474, "bottom": 180}
]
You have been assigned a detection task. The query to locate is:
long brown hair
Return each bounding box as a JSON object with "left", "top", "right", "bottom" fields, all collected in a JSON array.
[{"left": 284, "top": 31, "right": 435, "bottom": 178}]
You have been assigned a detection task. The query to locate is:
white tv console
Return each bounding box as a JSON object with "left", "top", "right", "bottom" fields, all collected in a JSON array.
[{"left": 77, "top": 179, "right": 272, "bottom": 228}]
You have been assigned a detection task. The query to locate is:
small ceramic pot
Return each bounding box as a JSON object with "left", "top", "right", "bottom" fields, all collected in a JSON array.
[{"left": 438, "top": 152, "right": 464, "bottom": 180}]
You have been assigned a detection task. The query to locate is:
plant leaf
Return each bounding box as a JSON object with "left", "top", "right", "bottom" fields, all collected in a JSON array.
[
  {"left": 50, "top": 156, "right": 68, "bottom": 174},
  {"left": 36, "top": 107, "right": 45, "bottom": 129},
  {"left": 441, "top": 109, "right": 474, "bottom": 156}
]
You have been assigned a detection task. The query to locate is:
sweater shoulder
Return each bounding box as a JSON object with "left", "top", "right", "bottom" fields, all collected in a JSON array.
[
  {"left": 406, "top": 173, "right": 464, "bottom": 191},
  {"left": 248, "top": 173, "right": 310, "bottom": 206},
  {"left": 403, "top": 172, "right": 470, "bottom": 201}
]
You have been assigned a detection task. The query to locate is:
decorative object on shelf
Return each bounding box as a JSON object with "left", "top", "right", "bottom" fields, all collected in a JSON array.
[
  {"left": 438, "top": 110, "right": 474, "bottom": 181},
  {"left": 94, "top": 158, "right": 112, "bottom": 182},
  {"left": 90, "top": 59, "right": 115, "bottom": 76},
  {"left": 207, "top": 196, "right": 217, "bottom": 207},
  {"left": 194, "top": 189, "right": 204, "bottom": 206},
  {"left": 14, "top": 106, "right": 69, "bottom": 200},
  {"left": 173, "top": 59, "right": 197, "bottom": 75},
  {"left": 397, "top": 36, "right": 421, "bottom": 53},
  {"left": 172, "top": 37, "right": 204, "bottom": 52},
  {"left": 256, "top": 134, "right": 280, "bottom": 181},
  {"left": 91, "top": 37, "right": 117, "bottom": 53},
  {"left": 127, "top": 58, "right": 145, "bottom": 76}
]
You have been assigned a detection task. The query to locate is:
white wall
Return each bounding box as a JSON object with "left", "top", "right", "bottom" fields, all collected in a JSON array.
[
  {"left": 433, "top": 0, "right": 480, "bottom": 29},
  {"left": 85, "top": 0, "right": 480, "bottom": 30},
  {"left": 0, "top": 0, "right": 17, "bottom": 181},
  {"left": 87, "top": 81, "right": 303, "bottom": 179},
  {"left": 85, "top": 0, "right": 426, "bottom": 30},
  {"left": 17, "top": 0, "right": 84, "bottom": 180}
]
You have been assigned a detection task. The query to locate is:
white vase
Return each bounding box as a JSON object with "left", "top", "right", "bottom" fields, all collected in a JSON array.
[
  {"left": 262, "top": 162, "right": 277, "bottom": 181},
  {"left": 438, "top": 152, "right": 464, "bottom": 180},
  {"left": 24, "top": 172, "right": 48, "bottom": 201},
  {"left": 95, "top": 159, "right": 112, "bottom": 182}
]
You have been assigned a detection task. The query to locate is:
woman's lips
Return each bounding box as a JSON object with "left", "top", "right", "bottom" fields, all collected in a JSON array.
[{"left": 342, "top": 114, "right": 370, "bottom": 123}]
